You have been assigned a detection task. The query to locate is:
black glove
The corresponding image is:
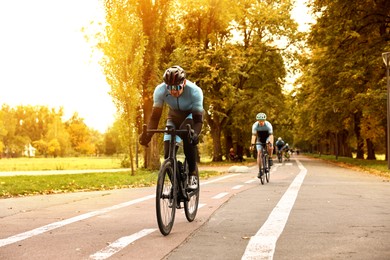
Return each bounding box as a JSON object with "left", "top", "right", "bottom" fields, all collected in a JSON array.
[
  {"left": 139, "top": 132, "right": 152, "bottom": 146},
  {"left": 191, "top": 132, "right": 199, "bottom": 145}
]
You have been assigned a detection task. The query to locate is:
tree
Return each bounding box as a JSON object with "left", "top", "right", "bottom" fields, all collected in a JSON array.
[
  {"left": 170, "top": 0, "right": 299, "bottom": 161},
  {"left": 0, "top": 109, "right": 7, "bottom": 156},
  {"left": 65, "top": 113, "right": 94, "bottom": 155},
  {"left": 98, "top": 0, "right": 172, "bottom": 171},
  {"left": 295, "top": 0, "right": 390, "bottom": 159}
]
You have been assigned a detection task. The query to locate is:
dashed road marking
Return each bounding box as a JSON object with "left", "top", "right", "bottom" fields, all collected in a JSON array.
[
  {"left": 212, "top": 192, "right": 229, "bottom": 199},
  {"left": 245, "top": 179, "right": 257, "bottom": 184},
  {"left": 89, "top": 228, "right": 157, "bottom": 260},
  {"left": 0, "top": 194, "right": 156, "bottom": 247},
  {"left": 0, "top": 175, "right": 239, "bottom": 247}
]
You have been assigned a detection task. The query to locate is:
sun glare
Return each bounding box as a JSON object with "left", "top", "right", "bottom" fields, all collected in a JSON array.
[{"left": 0, "top": 0, "right": 115, "bottom": 133}]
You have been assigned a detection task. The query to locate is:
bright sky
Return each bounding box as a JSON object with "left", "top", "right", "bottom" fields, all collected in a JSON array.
[
  {"left": 291, "top": 0, "right": 314, "bottom": 32},
  {"left": 0, "top": 0, "right": 115, "bottom": 133},
  {"left": 0, "top": 0, "right": 313, "bottom": 133}
]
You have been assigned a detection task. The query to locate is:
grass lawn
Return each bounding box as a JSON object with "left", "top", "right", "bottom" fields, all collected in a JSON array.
[
  {"left": 0, "top": 156, "right": 237, "bottom": 198},
  {"left": 2, "top": 155, "right": 388, "bottom": 198},
  {"left": 305, "top": 153, "right": 390, "bottom": 179},
  {"left": 0, "top": 157, "right": 123, "bottom": 171}
]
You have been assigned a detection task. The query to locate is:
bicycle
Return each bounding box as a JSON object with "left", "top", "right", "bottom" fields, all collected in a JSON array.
[
  {"left": 144, "top": 123, "right": 200, "bottom": 236},
  {"left": 256, "top": 142, "right": 271, "bottom": 185},
  {"left": 284, "top": 150, "right": 291, "bottom": 161},
  {"left": 277, "top": 150, "right": 283, "bottom": 163}
]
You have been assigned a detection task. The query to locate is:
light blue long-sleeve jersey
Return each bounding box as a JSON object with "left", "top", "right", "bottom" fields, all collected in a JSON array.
[
  {"left": 153, "top": 80, "right": 203, "bottom": 113},
  {"left": 252, "top": 121, "right": 273, "bottom": 135}
]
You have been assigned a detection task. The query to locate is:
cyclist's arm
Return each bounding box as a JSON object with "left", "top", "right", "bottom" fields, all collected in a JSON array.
[
  {"left": 251, "top": 122, "right": 257, "bottom": 146},
  {"left": 147, "top": 107, "right": 162, "bottom": 130},
  {"left": 191, "top": 83, "right": 204, "bottom": 135},
  {"left": 251, "top": 134, "right": 257, "bottom": 146},
  {"left": 146, "top": 85, "right": 165, "bottom": 132},
  {"left": 268, "top": 134, "right": 274, "bottom": 147},
  {"left": 192, "top": 111, "right": 204, "bottom": 135},
  {"left": 265, "top": 122, "right": 274, "bottom": 146}
]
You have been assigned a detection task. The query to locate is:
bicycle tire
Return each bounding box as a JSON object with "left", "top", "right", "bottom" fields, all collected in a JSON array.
[
  {"left": 278, "top": 152, "right": 282, "bottom": 163},
  {"left": 265, "top": 153, "right": 270, "bottom": 183},
  {"left": 259, "top": 150, "right": 266, "bottom": 185},
  {"left": 156, "top": 160, "right": 176, "bottom": 236},
  {"left": 183, "top": 160, "right": 199, "bottom": 222}
]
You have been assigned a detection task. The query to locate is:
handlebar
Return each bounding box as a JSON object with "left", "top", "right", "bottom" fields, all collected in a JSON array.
[
  {"left": 143, "top": 124, "right": 193, "bottom": 136},
  {"left": 253, "top": 142, "right": 270, "bottom": 146}
]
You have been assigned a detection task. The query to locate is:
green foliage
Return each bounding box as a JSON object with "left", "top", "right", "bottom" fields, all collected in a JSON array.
[
  {"left": 294, "top": 0, "right": 390, "bottom": 157},
  {"left": 0, "top": 105, "right": 109, "bottom": 157}
]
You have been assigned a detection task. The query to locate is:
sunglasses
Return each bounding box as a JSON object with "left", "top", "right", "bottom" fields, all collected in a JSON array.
[{"left": 167, "top": 82, "right": 184, "bottom": 91}]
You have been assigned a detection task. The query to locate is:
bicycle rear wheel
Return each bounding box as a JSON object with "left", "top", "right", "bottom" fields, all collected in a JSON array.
[
  {"left": 156, "top": 160, "right": 176, "bottom": 236},
  {"left": 183, "top": 160, "right": 199, "bottom": 222},
  {"left": 265, "top": 154, "right": 270, "bottom": 183},
  {"left": 278, "top": 152, "right": 282, "bottom": 163}
]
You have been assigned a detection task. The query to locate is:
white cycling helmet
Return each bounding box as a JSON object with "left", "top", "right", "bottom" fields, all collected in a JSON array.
[
  {"left": 256, "top": 112, "right": 267, "bottom": 120},
  {"left": 278, "top": 137, "right": 282, "bottom": 141}
]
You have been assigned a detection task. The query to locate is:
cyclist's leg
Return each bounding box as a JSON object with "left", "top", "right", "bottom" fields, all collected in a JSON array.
[
  {"left": 179, "top": 117, "right": 198, "bottom": 190},
  {"left": 266, "top": 137, "right": 273, "bottom": 166},
  {"left": 163, "top": 119, "right": 177, "bottom": 159}
]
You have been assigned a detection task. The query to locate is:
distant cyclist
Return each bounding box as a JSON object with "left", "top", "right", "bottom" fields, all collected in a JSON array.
[
  {"left": 283, "top": 143, "right": 290, "bottom": 160},
  {"left": 139, "top": 65, "right": 204, "bottom": 190},
  {"left": 276, "top": 137, "right": 285, "bottom": 158},
  {"left": 250, "top": 112, "right": 274, "bottom": 178}
]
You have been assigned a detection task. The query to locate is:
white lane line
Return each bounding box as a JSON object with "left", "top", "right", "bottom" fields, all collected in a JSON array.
[
  {"left": 89, "top": 228, "right": 157, "bottom": 260},
  {"left": 245, "top": 179, "right": 255, "bottom": 183},
  {"left": 181, "top": 203, "right": 206, "bottom": 214},
  {"left": 1, "top": 173, "right": 240, "bottom": 248},
  {"left": 232, "top": 185, "right": 244, "bottom": 190},
  {"left": 201, "top": 174, "right": 240, "bottom": 185},
  {"left": 0, "top": 194, "right": 156, "bottom": 247},
  {"left": 242, "top": 159, "right": 307, "bottom": 260},
  {"left": 212, "top": 192, "right": 229, "bottom": 199},
  {"left": 198, "top": 203, "right": 206, "bottom": 209},
  {"left": 245, "top": 180, "right": 257, "bottom": 184}
]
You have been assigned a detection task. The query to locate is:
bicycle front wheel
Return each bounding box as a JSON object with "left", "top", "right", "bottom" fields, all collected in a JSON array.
[
  {"left": 184, "top": 161, "right": 199, "bottom": 222},
  {"left": 265, "top": 154, "right": 270, "bottom": 183},
  {"left": 156, "top": 160, "right": 176, "bottom": 236},
  {"left": 260, "top": 152, "right": 266, "bottom": 185}
]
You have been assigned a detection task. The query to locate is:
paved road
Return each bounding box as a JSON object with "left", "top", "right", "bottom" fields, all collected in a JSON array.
[{"left": 1, "top": 155, "right": 389, "bottom": 259}]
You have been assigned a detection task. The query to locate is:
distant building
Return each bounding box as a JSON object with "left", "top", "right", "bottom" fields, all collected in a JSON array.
[{"left": 23, "top": 143, "right": 36, "bottom": 157}]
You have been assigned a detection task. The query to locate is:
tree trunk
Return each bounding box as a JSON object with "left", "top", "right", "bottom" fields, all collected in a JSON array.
[
  {"left": 354, "top": 111, "right": 364, "bottom": 159},
  {"left": 211, "top": 124, "right": 223, "bottom": 161},
  {"left": 204, "top": 112, "right": 223, "bottom": 161},
  {"left": 224, "top": 128, "right": 233, "bottom": 160},
  {"left": 128, "top": 128, "right": 135, "bottom": 176},
  {"left": 340, "top": 130, "right": 352, "bottom": 157},
  {"left": 366, "top": 138, "right": 376, "bottom": 160},
  {"left": 138, "top": 0, "right": 171, "bottom": 170}
]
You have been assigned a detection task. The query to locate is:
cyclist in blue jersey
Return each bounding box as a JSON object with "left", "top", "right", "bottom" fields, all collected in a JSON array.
[
  {"left": 250, "top": 112, "right": 274, "bottom": 178},
  {"left": 139, "top": 65, "right": 204, "bottom": 190},
  {"left": 276, "top": 137, "right": 286, "bottom": 159}
]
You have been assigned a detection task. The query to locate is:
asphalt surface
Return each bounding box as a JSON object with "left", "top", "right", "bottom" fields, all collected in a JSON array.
[{"left": 1, "top": 156, "right": 390, "bottom": 259}]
